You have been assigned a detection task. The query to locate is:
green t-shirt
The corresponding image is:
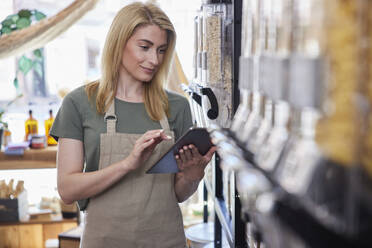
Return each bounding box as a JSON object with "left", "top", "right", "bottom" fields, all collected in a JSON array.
[{"left": 50, "top": 85, "right": 193, "bottom": 210}]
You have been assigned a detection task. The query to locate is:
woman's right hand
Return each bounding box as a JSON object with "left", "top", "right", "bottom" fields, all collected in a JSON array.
[
  {"left": 126, "top": 129, "right": 171, "bottom": 171},
  {"left": 57, "top": 131, "right": 170, "bottom": 204}
]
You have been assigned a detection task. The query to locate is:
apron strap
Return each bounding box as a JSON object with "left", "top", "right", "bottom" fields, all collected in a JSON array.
[
  {"left": 159, "top": 114, "right": 170, "bottom": 131},
  {"left": 104, "top": 100, "right": 117, "bottom": 135}
]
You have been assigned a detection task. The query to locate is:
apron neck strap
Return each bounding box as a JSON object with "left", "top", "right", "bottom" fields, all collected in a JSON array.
[
  {"left": 159, "top": 114, "right": 170, "bottom": 131},
  {"left": 104, "top": 99, "right": 170, "bottom": 134},
  {"left": 104, "top": 100, "right": 117, "bottom": 135}
]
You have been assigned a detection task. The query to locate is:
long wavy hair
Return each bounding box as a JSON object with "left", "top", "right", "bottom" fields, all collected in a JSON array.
[{"left": 85, "top": 2, "right": 176, "bottom": 120}]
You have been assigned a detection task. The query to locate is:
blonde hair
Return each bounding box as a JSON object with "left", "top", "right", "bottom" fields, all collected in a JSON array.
[{"left": 86, "top": 2, "right": 176, "bottom": 120}]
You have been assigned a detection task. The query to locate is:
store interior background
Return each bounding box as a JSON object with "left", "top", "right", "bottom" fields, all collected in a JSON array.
[{"left": 0, "top": 0, "right": 206, "bottom": 224}]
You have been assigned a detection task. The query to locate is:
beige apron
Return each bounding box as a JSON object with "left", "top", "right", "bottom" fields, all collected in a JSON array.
[{"left": 81, "top": 101, "right": 186, "bottom": 248}]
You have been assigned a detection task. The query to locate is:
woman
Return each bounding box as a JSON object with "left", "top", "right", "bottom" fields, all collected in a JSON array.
[{"left": 50, "top": 2, "right": 216, "bottom": 248}]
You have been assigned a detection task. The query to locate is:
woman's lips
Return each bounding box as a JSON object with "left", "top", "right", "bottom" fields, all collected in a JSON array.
[{"left": 141, "top": 66, "right": 155, "bottom": 74}]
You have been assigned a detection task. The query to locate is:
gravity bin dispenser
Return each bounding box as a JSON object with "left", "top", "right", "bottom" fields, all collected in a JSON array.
[
  {"left": 212, "top": 0, "right": 372, "bottom": 247},
  {"left": 185, "top": 0, "right": 248, "bottom": 247},
  {"left": 200, "top": 2, "right": 233, "bottom": 128},
  {"left": 184, "top": 1, "right": 234, "bottom": 129},
  {"left": 183, "top": 10, "right": 207, "bottom": 128}
]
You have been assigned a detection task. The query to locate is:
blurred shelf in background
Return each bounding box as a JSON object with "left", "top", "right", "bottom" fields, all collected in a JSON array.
[{"left": 0, "top": 146, "right": 57, "bottom": 170}]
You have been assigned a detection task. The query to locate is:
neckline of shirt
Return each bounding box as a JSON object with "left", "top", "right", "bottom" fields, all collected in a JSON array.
[{"left": 115, "top": 97, "right": 144, "bottom": 105}]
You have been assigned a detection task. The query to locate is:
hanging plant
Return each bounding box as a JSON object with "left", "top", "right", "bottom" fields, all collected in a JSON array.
[
  {"left": 0, "top": 9, "right": 47, "bottom": 94},
  {"left": 1, "top": 9, "right": 46, "bottom": 34},
  {"left": 0, "top": 9, "right": 46, "bottom": 129}
]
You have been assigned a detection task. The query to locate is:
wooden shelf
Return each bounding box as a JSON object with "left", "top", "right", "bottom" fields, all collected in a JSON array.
[
  {"left": 0, "top": 216, "right": 77, "bottom": 248},
  {"left": 0, "top": 146, "right": 57, "bottom": 170},
  {"left": 59, "top": 225, "right": 82, "bottom": 248},
  {"left": 0, "top": 215, "right": 76, "bottom": 226},
  {"left": 59, "top": 225, "right": 83, "bottom": 240}
]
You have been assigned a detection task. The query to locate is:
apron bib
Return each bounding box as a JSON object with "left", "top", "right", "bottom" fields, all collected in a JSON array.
[{"left": 81, "top": 101, "right": 186, "bottom": 248}]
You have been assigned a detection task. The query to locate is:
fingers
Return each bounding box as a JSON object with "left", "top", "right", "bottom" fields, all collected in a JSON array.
[
  {"left": 188, "top": 144, "right": 200, "bottom": 157},
  {"left": 178, "top": 148, "right": 187, "bottom": 163},
  {"left": 182, "top": 146, "right": 193, "bottom": 160},
  {"left": 175, "top": 148, "right": 189, "bottom": 172},
  {"left": 160, "top": 130, "right": 172, "bottom": 141},
  {"left": 175, "top": 144, "right": 216, "bottom": 175},
  {"left": 144, "top": 129, "right": 172, "bottom": 142},
  {"left": 177, "top": 144, "right": 203, "bottom": 163},
  {"left": 139, "top": 138, "right": 155, "bottom": 150},
  {"left": 136, "top": 129, "right": 164, "bottom": 146},
  {"left": 175, "top": 154, "right": 183, "bottom": 170},
  {"left": 142, "top": 129, "right": 163, "bottom": 142},
  {"left": 204, "top": 146, "right": 217, "bottom": 160},
  {"left": 140, "top": 131, "right": 171, "bottom": 151}
]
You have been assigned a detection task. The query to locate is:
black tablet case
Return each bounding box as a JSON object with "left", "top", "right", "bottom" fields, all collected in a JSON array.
[{"left": 146, "top": 127, "right": 213, "bottom": 174}]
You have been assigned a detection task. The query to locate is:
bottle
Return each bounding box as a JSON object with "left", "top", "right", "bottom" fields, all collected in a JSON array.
[
  {"left": 45, "top": 109, "right": 57, "bottom": 146},
  {"left": 24, "top": 110, "right": 38, "bottom": 141},
  {"left": 3, "top": 125, "right": 11, "bottom": 147}
]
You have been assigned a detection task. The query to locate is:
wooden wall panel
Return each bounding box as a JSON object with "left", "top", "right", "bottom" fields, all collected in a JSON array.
[
  {"left": 0, "top": 220, "right": 77, "bottom": 248},
  {"left": 61, "top": 223, "right": 77, "bottom": 232},
  {"left": 18, "top": 224, "right": 43, "bottom": 248},
  {"left": 0, "top": 225, "right": 19, "bottom": 248},
  {"left": 42, "top": 222, "right": 77, "bottom": 247},
  {"left": 43, "top": 223, "right": 62, "bottom": 246}
]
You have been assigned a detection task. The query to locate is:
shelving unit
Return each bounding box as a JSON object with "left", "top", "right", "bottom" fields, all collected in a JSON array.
[
  {"left": 203, "top": 153, "right": 246, "bottom": 248},
  {"left": 0, "top": 146, "right": 57, "bottom": 170},
  {"left": 199, "top": 0, "right": 246, "bottom": 247},
  {"left": 0, "top": 145, "right": 79, "bottom": 248},
  {"left": 0, "top": 216, "right": 77, "bottom": 248}
]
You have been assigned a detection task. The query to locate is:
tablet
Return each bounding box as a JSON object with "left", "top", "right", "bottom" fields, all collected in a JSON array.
[{"left": 146, "top": 127, "right": 213, "bottom": 174}]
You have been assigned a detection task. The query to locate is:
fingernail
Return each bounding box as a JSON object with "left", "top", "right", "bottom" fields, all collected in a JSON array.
[{"left": 166, "top": 135, "right": 171, "bottom": 139}]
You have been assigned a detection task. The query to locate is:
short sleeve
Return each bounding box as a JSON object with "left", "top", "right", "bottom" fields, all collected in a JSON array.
[
  {"left": 174, "top": 99, "right": 193, "bottom": 140},
  {"left": 50, "top": 93, "right": 84, "bottom": 142}
]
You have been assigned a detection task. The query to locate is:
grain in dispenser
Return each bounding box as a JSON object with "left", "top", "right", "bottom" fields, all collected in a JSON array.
[{"left": 200, "top": 2, "right": 233, "bottom": 128}]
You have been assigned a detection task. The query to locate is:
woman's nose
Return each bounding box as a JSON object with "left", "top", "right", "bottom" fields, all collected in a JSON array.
[{"left": 148, "top": 50, "right": 159, "bottom": 66}]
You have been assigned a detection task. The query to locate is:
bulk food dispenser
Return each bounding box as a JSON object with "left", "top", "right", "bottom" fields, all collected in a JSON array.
[
  {"left": 273, "top": 0, "right": 361, "bottom": 243},
  {"left": 184, "top": 10, "right": 207, "bottom": 128},
  {"left": 212, "top": 0, "right": 274, "bottom": 247},
  {"left": 200, "top": 1, "right": 233, "bottom": 128},
  {"left": 238, "top": 0, "right": 262, "bottom": 145},
  {"left": 243, "top": 0, "right": 274, "bottom": 156},
  {"left": 213, "top": 0, "right": 372, "bottom": 247},
  {"left": 186, "top": 0, "right": 249, "bottom": 247},
  {"left": 230, "top": 0, "right": 254, "bottom": 134},
  {"left": 255, "top": 0, "right": 292, "bottom": 173},
  {"left": 262, "top": 0, "right": 372, "bottom": 247}
]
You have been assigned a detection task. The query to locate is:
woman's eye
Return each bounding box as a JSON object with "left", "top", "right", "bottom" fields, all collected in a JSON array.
[
  {"left": 159, "top": 49, "right": 166, "bottom": 54},
  {"left": 140, "top": 46, "right": 149, "bottom": 50}
]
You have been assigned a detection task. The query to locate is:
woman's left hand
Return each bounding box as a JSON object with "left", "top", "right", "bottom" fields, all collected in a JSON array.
[{"left": 175, "top": 145, "right": 217, "bottom": 182}]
